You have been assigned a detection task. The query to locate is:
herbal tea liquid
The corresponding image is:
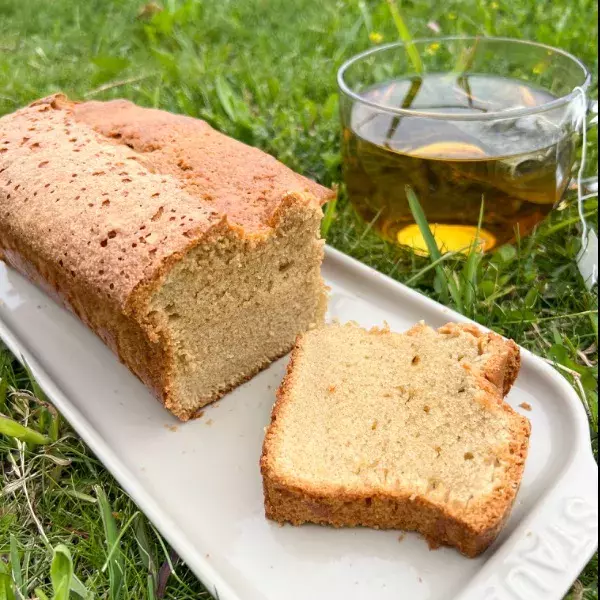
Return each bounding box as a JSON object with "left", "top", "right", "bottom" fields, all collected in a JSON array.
[{"left": 343, "top": 74, "right": 575, "bottom": 252}]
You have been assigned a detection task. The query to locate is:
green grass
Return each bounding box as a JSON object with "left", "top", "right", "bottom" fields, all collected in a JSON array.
[{"left": 0, "top": 0, "right": 598, "bottom": 598}]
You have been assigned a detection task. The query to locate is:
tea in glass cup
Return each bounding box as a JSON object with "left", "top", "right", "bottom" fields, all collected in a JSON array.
[{"left": 338, "top": 38, "right": 591, "bottom": 253}]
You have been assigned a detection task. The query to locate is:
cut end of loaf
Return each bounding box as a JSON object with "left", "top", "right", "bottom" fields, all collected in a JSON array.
[
  {"left": 141, "top": 193, "right": 327, "bottom": 421},
  {"left": 261, "top": 322, "right": 530, "bottom": 557}
]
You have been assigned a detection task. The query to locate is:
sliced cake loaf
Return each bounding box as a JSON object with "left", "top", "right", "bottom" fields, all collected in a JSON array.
[
  {"left": 261, "top": 322, "right": 530, "bottom": 557},
  {"left": 0, "top": 95, "right": 334, "bottom": 420}
]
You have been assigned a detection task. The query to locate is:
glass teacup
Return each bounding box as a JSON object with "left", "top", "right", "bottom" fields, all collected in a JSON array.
[{"left": 338, "top": 37, "right": 592, "bottom": 253}]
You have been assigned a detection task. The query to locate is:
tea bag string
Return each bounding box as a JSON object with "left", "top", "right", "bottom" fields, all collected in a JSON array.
[
  {"left": 574, "top": 86, "right": 596, "bottom": 242},
  {"left": 573, "top": 85, "right": 598, "bottom": 288}
]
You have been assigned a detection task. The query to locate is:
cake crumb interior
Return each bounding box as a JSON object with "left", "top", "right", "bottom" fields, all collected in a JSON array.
[{"left": 270, "top": 324, "right": 514, "bottom": 507}]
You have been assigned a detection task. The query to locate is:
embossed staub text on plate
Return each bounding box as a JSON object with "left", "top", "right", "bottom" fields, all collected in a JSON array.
[{"left": 480, "top": 497, "right": 598, "bottom": 600}]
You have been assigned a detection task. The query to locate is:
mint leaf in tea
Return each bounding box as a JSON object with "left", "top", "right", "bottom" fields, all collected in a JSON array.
[{"left": 343, "top": 74, "right": 575, "bottom": 253}]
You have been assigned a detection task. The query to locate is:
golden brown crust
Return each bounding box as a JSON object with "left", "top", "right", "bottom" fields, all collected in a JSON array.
[
  {"left": 438, "top": 322, "right": 521, "bottom": 396},
  {"left": 261, "top": 322, "right": 530, "bottom": 558},
  {"left": 72, "top": 97, "right": 336, "bottom": 224},
  {"left": 262, "top": 478, "right": 507, "bottom": 558},
  {"left": 0, "top": 228, "right": 170, "bottom": 399},
  {"left": 0, "top": 95, "right": 333, "bottom": 418}
]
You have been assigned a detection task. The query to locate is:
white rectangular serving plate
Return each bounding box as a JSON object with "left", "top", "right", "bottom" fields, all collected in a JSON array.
[{"left": 0, "top": 246, "right": 597, "bottom": 600}]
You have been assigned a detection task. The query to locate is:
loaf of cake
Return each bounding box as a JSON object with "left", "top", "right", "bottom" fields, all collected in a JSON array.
[
  {"left": 261, "top": 322, "right": 530, "bottom": 557},
  {"left": 0, "top": 95, "right": 334, "bottom": 420}
]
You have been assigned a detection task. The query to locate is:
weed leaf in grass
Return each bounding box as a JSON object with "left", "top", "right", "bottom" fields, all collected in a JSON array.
[
  {"left": 0, "top": 563, "right": 15, "bottom": 600},
  {"left": 91, "top": 56, "right": 130, "bottom": 86},
  {"left": 0, "top": 415, "right": 51, "bottom": 445},
  {"left": 215, "top": 75, "right": 237, "bottom": 123},
  {"left": 50, "top": 545, "right": 74, "bottom": 600},
  {"left": 95, "top": 485, "right": 125, "bottom": 600},
  {"left": 34, "top": 591, "right": 50, "bottom": 600},
  {"left": 0, "top": 578, "right": 15, "bottom": 600},
  {"left": 49, "top": 546, "right": 92, "bottom": 599},
  {"left": 214, "top": 75, "right": 254, "bottom": 138},
  {"left": 9, "top": 536, "right": 24, "bottom": 598}
]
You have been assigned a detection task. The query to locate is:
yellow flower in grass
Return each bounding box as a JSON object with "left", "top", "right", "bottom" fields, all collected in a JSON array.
[
  {"left": 369, "top": 31, "right": 384, "bottom": 44},
  {"left": 426, "top": 42, "right": 441, "bottom": 55},
  {"left": 491, "top": 1, "right": 500, "bottom": 8}
]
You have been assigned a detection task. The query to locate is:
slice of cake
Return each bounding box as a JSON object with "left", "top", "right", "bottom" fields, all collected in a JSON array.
[
  {"left": 0, "top": 95, "right": 334, "bottom": 420},
  {"left": 261, "top": 322, "right": 530, "bottom": 557}
]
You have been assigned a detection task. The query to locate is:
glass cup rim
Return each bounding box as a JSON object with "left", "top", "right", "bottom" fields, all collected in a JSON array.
[{"left": 337, "top": 36, "right": 591, "bottom": 122}]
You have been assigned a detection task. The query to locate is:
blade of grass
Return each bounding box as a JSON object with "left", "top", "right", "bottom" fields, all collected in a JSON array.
[
  {"left": 357, "top": 0, "right": 373, "bottom": 33},
  {"left": 148, "top": 523, "right": 198, "bottom": 594},
  {"left": 0, "top": 416, "right": 51, "bottom": 445},
  {"left": 588, "top": 312, "right": 598, "bottom": 339},
  {"left": 405, "top": 187, "right": 442, "bottom": 261},
  {"left": 461, "top": 197, "right": 485, "bottom": 315},
  {"left": 64, "top": 489, "right": 97, "bottom": 504},
  {"left": 48, "top": 410, "right": 60, "bottom": 443},
  {"left": 38, "top": 408, "right": 51, "bottom": 439},
  {"left": 405, "top": 251, "right": 460, "bottom": 286},
  {"left": 22, "top": 358, "right": 47, "bottom": 403},
  {"left": 21, "top": 548, "right": 31, "bottom": 600},
  {"left": 350, "top": 206, "right": 384, "bottom": 251},
  {"left": 447, "top": 271, "right": 465, "bottom": 310},
  {"left": 482, "top": 285, "right": 517, "bottom": 306},
  {"left": 147, "top": 575, "right": 157, "bottom": 600},
  {"left": 502, "top": 310, "right": 598, "bottom": 325},
  {"left": 95, "top": 486, "right": 125, "bottom": 600},
  {"left": 70, "top": 575, "right": 93, "bottom": 600},
  {"left": 134, "top": 516, "right": 158, "bottom": 600},
  {"left": 540, "top": 210, "right": 597, "bottom": 238},
  {"left": 0, "top": 376, "right": 8, "bottom": 412},
  {"left": 9, "top": 536, "right": 24, "bottom": 598},
  {"left": 101, "top": 512, "right": 141, "bottom": 573},
  {"left": 321, "top": 191, "right": 338, "bottom": 238},
  {"left": 406, "top": 186, "right": 465, "bottom": 309},
  {"left": 452, "top": 36, "right": 481, "bottom": 76},
  {"left": 385, "top": 0, "right": 423, "bottom": 74},
  {"left": 384, "top": 76, "right": 423, "bottom": 146}
]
